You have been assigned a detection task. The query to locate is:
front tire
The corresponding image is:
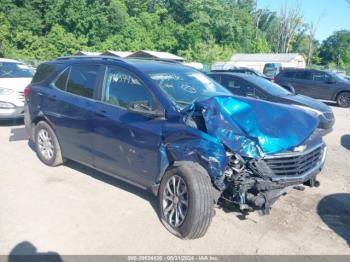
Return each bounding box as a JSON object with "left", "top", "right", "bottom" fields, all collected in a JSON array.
[
  {"left": 34, "top": 121, "right": 63, "bottom": 166},
  {"left": 159, "top": 162, "right": 214, "bottom": 239},
  {"left": 336, "top": 92, "right": 350, "bottom": 107}
]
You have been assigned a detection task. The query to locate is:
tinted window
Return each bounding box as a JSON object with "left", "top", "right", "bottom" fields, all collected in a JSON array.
[
  {"left": 209, "top": 75, "right": 221, "bottom": 83},
  {"left": 32, "top": 63, "right": 55, "bottom": 84},
  {"left": 102, "top": 66, "right": 154, "bottom": 110},
  {"left": 312, "top": 71, "right": 329, "bottom": 82},
  {"left": 54, "top": 68, "right": 69, "bottom": 91},
  {"left": 295, "top": 71, "right": 312, "bottom": 80},
  {"left": 244, "top": 76, "right": 291, "bottom": 97},
  {"left": 221, "top": 76, "right": 249, "bottom": 95},
  {"left": 281, "top": 71, "right": 295, "bottom": 78},
  {"left": 0, "top": 62, "right": 34, "bottom": 78},
  {"left": 66, "top": 64, "right": 99, "bottom": 99}
]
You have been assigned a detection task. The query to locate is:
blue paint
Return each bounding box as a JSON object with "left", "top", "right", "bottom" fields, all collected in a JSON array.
[{"left": 190, "top": 96, "right": 319, "bottom": 158}]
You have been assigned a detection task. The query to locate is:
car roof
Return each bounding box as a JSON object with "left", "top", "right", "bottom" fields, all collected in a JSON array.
[
  {"left": 50, "top": 55, "right": 190, "bottom": 72},
  {"left": 0, "top": 58, "right": 23, "bottom": 63}
]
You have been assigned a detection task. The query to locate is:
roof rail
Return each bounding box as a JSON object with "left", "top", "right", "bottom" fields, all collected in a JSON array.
[
  {"left": 55, "top": 55, "right": 183, "bottom": 65},
  {"left": 55, "top": 55, "right": 125, "bottom": 62},
  {"left": 126, "top": 57, "right": 182, "bottom": 64}
]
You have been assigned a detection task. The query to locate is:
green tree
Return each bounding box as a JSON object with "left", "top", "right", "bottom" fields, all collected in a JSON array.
[{"left": 319, "top": 30, "right": 350, "bottom": 67}]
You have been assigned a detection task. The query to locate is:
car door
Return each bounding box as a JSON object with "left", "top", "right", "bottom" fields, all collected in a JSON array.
[
  {"left": 309, "top": 71, "right": 336, "bottom": 100},
  {"left": 292, "top": 70, "right": 313, "bottom": 96},
  {"left": 92, "top": 65, "right": 165, "bottom": 187},
  {"left": 45, "top": 63, "right": 101, "bottom": 164}
]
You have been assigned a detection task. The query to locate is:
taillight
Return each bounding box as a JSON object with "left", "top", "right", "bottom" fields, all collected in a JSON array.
[
  {"left": 24, "top": 86, "right": 31, "bottom": 97},
  {"left": 271, "top": 77, "right": 275, "bottom": 82}
]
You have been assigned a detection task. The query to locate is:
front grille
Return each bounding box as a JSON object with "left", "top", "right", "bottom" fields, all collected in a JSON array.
[
  {"left": 324, "top": 112, "right": 334, "bottom": 120},
  {"left": 263, "top": 145, "right": 324, "bottom": 176}
]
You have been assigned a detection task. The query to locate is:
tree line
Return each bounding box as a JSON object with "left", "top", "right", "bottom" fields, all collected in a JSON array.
[{"left": 0, "top": 0, "right": 349, "bottom": 71}]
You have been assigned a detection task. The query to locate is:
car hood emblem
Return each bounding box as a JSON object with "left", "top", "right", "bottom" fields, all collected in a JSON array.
[{"left": 293, "top": 145, "right": 307, "bottom": 153}]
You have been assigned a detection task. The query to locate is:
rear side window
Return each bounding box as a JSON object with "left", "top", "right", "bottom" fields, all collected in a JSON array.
[
  {"left": 295, "top": 71, "right": 312, "bottom": 80},
  {"left": 209, "top": 75, "right": 221, "bottom": 83},
  {"left": 32, "top": 63, "right": 57, "bottom": 84},
  {"left": 66, "top": 64, "right": 99, "bottom": 99},
  {"left": 280, "top": 71, "right": 295, "bottom": 78}
]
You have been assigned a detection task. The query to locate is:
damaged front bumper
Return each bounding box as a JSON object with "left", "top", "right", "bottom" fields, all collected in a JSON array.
[{"left": 221, "top": 132, "right": 326, "bottom": 214}]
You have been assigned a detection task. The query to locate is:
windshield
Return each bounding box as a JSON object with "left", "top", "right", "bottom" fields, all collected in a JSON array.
[
  {"left": 0, "top": 62, "right": 34, "bottom": 78},
  {"left": 147, "top": 67, "right": 231, "bottom": 110},
  {"left": 332, "top": 73, "right": 349, "bottom": 82},
  {"left": 248, "top": 76, "right": 292, "bottom": 97}
]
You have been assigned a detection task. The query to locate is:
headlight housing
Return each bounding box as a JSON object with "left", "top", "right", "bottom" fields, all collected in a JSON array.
[
  {"left": 294, "top": 105, "right": 322, "bottom": 117},
  {"left": 0, "top": 101, "right": 16, "bottom": 109},
  {"left": 0, "top": 87, "right": 15, "bottom": 95}
]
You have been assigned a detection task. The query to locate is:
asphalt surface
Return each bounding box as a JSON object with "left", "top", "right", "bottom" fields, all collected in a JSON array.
[{"left": 0, "top": 104, "right": 349, "bottom": 255}]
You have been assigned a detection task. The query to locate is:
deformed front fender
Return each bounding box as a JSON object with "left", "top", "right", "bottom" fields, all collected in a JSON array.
[{"left": 155, "top": 125, "right": 228, "bottom": 192}]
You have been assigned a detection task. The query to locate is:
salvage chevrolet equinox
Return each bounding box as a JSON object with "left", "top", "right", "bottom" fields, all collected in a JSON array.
[{"left": 24, "top": 56, "right": 327, "bottom": 239}]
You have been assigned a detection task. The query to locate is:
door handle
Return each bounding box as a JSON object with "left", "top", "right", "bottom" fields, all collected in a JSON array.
[
  {"left": 95, "top": 110, "right": 107, "bottom": 118},
  {"left": 49, "top": 95, "right": 57, "bottom": 102}
]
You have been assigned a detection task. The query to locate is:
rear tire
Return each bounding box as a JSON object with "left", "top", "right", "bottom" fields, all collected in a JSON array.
[
  {"left": 159, "top": 162, "right": 214, "bottom": 239},
  {"left": 336, "top": 92, "right": 350, "bottom": 107},
  {"left": 34, "top": 121, "right": 63, "bottom": 166}
]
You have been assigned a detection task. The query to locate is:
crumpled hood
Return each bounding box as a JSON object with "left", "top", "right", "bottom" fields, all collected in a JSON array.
[{"left": 187, "top": 96, "right": 319, "bottom": 158}]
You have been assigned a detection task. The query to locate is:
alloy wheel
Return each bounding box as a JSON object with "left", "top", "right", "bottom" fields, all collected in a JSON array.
[
  {"left": 162, "top": 175, "right": 188, "bottom": 228},
  {"left": 338, "top": 93, "right": 350, "bottom": 107},
  {"left": 37, "top": 129, "right": 54, "bottom": 160}
]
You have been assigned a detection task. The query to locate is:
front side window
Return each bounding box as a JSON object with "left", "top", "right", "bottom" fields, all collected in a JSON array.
[
  {"left": 102, "top": 66, "right": 155, "bottom": 110},
  {"left": 66, "top": 64, "right": 99, "bottom": 99},
  {"left": 312, "top": 72, "right": 329, "bottom": 82},
  {"left": 246, "top": 76, "right": 291, "bottom": 97},
  {"left": 0, "top": 62, "right": 34, "bottom": 78}
]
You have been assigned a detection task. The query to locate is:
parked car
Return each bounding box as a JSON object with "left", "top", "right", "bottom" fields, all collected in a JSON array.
[
  {"left": 263, "top": 63, "right": 282, "bottom": 78},
  {"left": 0, "top": 58, "right": 34, "bottom": 119},
  {"left": 275, "top": 68, "right": 350, "bottom": 107},
  {"left": 208, "top": 72, "right": 335, "bottom": 132},
  {"left": 25, "top": 56, "right": 326, "bottom": 239},
  {"left": 211, "top": 67, "right": 272, "bottom": 80}
]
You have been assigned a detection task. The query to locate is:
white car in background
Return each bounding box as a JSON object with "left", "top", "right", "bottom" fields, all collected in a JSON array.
[{"left": 0, "top": 58, "right": 34, "bottom": 119}]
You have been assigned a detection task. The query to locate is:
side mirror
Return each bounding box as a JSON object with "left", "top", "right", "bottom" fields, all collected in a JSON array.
[{"left": 127, "top": 100, "right": 164, "bottom": 118}]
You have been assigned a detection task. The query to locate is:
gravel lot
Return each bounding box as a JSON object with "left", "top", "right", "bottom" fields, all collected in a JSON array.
[{"left": 0, "top": 104, "right": 349, "bottom": 256}]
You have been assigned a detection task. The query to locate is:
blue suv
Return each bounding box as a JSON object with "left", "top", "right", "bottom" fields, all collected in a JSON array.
[{"left": 25, "top": 56, "right": 327, "bottom": 239}]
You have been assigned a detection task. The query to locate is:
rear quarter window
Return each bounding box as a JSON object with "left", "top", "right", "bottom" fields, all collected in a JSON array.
[{"left": 32, "top": 63, "right": 58, "bottom": 84}]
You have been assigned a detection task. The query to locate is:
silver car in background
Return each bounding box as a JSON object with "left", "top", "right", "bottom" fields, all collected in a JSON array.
[{"left": 0, "top": 58, "right": 34, "bottom": 119}]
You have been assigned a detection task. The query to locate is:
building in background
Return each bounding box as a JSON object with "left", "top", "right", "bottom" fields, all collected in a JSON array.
[
  {"left": 75, "top": 51, "right": 102, "bottom": 56},
  {"left": 102, "top": 51, "right": 132, "bottom": 58},
  {"left": 212, "top": 53, "right": 306, "bottom": 73},
  {"left": 127, "top": 50, "right": 185, "bottom": 62}
]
